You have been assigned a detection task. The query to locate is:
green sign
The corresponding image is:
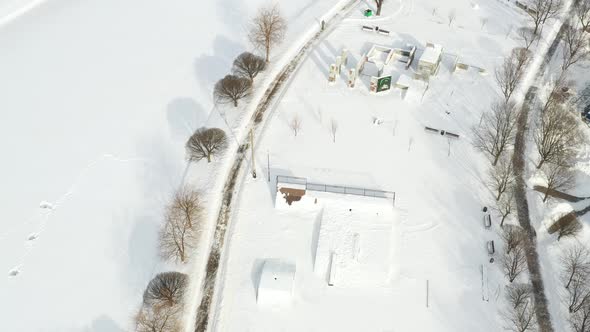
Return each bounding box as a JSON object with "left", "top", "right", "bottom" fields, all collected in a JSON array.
[{"left": 377, "top": 76, "right": 392, "bottom": 92}]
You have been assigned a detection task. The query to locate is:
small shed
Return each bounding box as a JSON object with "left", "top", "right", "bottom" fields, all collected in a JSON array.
[
  {"left": 257, "top": 260, "right": 296, "bottom": 306},
  {"left": 418, "top": 42, "right": 443, "bottom": 76}
]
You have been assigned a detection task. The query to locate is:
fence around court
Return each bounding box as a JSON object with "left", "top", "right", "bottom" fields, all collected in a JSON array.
[{"left": 276, "top": 175, "right": 396, "bottom": 206}]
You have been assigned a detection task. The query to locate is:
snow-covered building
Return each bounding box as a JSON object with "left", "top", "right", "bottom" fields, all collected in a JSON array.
[
  {"left": 312, "top": 198, "right": 395, "bottom": 287},
  {"left": 257, "top": 260, "right": 296, "bottom": 306},
  {"left": 418, "top": 42, "right": 443, "bottom": 76}
]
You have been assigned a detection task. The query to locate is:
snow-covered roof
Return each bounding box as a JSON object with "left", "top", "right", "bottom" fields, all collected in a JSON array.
[
  {"left": 362, "top": 61, "right": 383, "bottom": 77},
  {"left": 396, "top": 74, "right": 413, "bottom": 88},
  {"left": 420, "top": 42, "right": 443, "bottom": 64},
  {"left": 257, "top": 260, "right": 296, "bottom": 306}
]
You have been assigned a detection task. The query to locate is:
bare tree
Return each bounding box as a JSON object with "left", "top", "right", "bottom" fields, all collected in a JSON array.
[
  {"left": 232, "top": 52, "right": 266, "bottom": 82},
  {"left": 503, "top": 283, "right": 537, "bottom": 331},
  {"left": 540, "top": 73, "right": 573, "bottom": 113},
  {"left": 540, "top": 161, "right": 575, "bottom": 202},
  {"left": 143, "top": 272, "right": 189, "bottom": 309},
  {"left": 169, "top": 187, "right": 202, "bottom": 229},
  {"left": 518, "top": 27, "right": 538, "bottom": 50},
  {"left": 374, "top": 0, "right": 385, "bottom": 16},
  {"left": 186, "top": 127, "right": 228, "bottom": 163},
  {"left": 576, "top": 0, "right": 590, "bottom": 31},
  {"left": 502, "top": 225, "right": 526, "bottom": 254},
  {"left": 496, "top": 187, "right": 516, "bottom": 227},
  {"left": 541, "top": 0, "right": 563, "bottom": 25},
  {"left": 481, "top": 17, "right": 489, "bottom": 30},
  {"left": 214, "top": 75, "right": 252, "bottom": 107},
  {"left": 159, "top": 193, "right": 200, "bottom": 263},
  {"left": 534, "top": 105, "right": 580, "bottom": 169},
  {"left": 507, "top": 283, "right": 534, "bottom": 309},
  {"left": 501, "top": 241, "right": 527, "bottom": 282},
  {"left": 330, "top": 118, "right": 338, "bottom": 143},
  {"left": 473, "top": 100, "right": 519, "bottom": 165},
  {"left": 290, "top": 114, "right": 302, "bottom": 137},
  {"left": 249, "top": 5, "right": 286, "bottom": 62},
  {"left": 448, "top": 9, "right": 457, "bottom": 27},
  {"left": 489, "top": 155, "right": 515, "bottom": 201},
  {"left": 567, "top": 270, "right": 590, "bottom": 313},
  {"left": 135, "top": 305, "right": 180, "bottom": 332},
  {"left": 526, "top": 0, "right": 563, "bottom": 35},
  {"left": 559, "top": 219, "right": 583, "bottom": 241},
  {"left": 562, "top": 22, "right": 590, "bottom": 71},
  {"left": 495, "top": 48, "right": 529, "bottom": 101},
  {"left": 561, "top": 244, "right": 590, "bottom": 289},
  {"left": 569, "top": 302, "right": 590, "bottom": 332}
]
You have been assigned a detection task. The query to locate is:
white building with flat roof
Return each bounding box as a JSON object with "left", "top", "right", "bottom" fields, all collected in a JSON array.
[{"left": 418, "top": 42, "right": 443, "bottom": 76}]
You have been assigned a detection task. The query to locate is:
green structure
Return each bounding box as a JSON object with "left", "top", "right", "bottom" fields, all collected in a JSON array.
[
  {"left": 364, "top": 9, "right": 373, "bottom": 17},
  {"left": 376, "top": 76, "right": 392, "bottom": 92}
]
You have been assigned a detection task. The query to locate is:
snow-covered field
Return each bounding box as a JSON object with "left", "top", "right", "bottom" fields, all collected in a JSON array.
[
  {"left": 212, "top": 0, "right": 536, "bottom": 331},
  {"left": 0, "top": 0, "right": 342, "bottom": 331}
]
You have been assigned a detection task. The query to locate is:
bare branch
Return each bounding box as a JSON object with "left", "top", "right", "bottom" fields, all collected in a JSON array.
[
  {"left": 473, "top": 100, "right": 519, "bottom": 165},
  {"left": 214, "top": 75, "right": 252, "bottom": 107},
  {"left": 249, "top": 5, "right": 287, "bottom": 62},
  {"left": 501, "top": 239, "right": 527, "bottom": 282},
  {"left": 290, "top": 114, "right": 302, "bottom": 137},
  {"left": 534, "top": 104, "right": 580, "bottom": 169},
  {"left": 135, "top": 305, "right": 181, "bottom": 332},
  {"left": 330, "top": 118, "right": 338, "bottom": 143},
  {"left": 489, "top": 155, "right": 515, "bottom": 201},
  {"left": 159, "top": 188, "right": 202, "bottom": 263},
  {"left": 186, "top": 127, "right": 228, "bottom": 163},
  {"left": 143, "top": 272, "right": 189, "bottom": 309},
  {"left": 448, "top": 9, "right": 457, "bottom": 27},
  {"left": 562, "top": 22, "right": 590, "bottom": 71},
  {"left": 560, "top": 244, "right": 590, "bottom": 289},
  {"left": 232, "top": 52, "right": 266, "bottom": 82},
  {"left": 495, "top": 48, "right": 529, "bottom": 102},
  {"left": 495, "top": 187, "right": 516, "bottom": 227},
  {"left": 541, "top": 162, "right": 575, "bottom": 203}
]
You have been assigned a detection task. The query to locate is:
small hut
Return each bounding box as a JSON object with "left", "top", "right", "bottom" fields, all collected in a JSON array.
[{"left": 418, "top": 42, "right": 443, "bottom": 76}]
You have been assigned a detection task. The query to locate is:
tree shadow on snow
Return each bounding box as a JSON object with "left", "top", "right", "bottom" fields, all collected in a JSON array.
[
  {"left": 166, "top": 97, "right": 208, "bottom": 142},
  {"left": 193, "top": 36, "right": 245, "bottom": 101},
  {"left": 82, "top": 315, "right": 125, "bottom": 332}
]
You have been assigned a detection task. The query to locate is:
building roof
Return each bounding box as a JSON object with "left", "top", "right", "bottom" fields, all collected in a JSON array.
[{"left": 420, "top": 42, "right": 442, "bottom": 64}]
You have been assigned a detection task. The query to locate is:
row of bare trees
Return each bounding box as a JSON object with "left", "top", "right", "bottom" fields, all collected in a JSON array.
[
  {"left": 136, "top": 272, "right": 189, "bottom": 332},
  {"left": 560, "top": 244, "right": 590, "bottom": 331},
  {"left": 214, "top": 5, "right": 286, "bottom": 108}
]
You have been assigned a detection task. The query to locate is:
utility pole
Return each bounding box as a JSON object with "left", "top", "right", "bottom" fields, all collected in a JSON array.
[{"left": 250, "top": 129, "right": 256, "bottom": 178}]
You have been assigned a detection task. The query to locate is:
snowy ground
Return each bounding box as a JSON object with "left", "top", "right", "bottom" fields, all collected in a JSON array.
[
  {"left": 0, "top": 0, "right": 342, "bottom": 331},
  {"left": 213, "top": 0, "right": 534, "bottom": 331}
]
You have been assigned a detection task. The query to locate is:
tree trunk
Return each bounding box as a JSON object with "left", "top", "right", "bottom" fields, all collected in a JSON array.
[
  {"left": 566, "top": 270, "right": 575, "bottom": 289},
  {"left": 376, "top": 5, "right": 382, "bottom": 16},
  {"left": 493, "top": 153, "right": 500, "bottom": 166},
  {"left": 496, "top": 191, "right": 502, "bottom": 201},
  {"left": 265, "top": 43, "right": 270, "bottom": 63},
  {"left": 207, "top": 153, "right": 212, "bottom": 163},
  {"left": 543, "top": 190, "right": 549, "bottom": 202},
  {"left": 234, "top": 100, "right": 238, "bottom": 107},
  {"left": 501, "top": 214, "right": 507, "bottom": 228},
  {"left": 537, "top": 159, "right": 544, "bottom": 169}
]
